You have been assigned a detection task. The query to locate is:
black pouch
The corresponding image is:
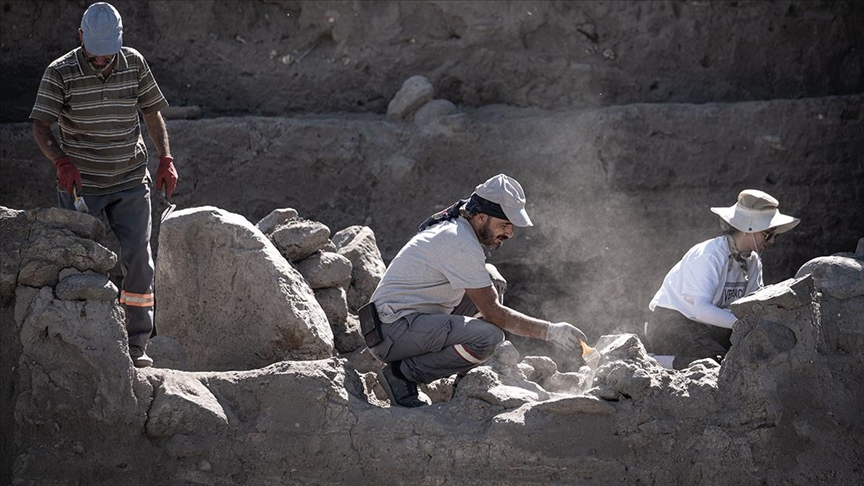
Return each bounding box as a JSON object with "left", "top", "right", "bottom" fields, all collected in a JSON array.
[{"left": 358, "top": 302, "right": 384, "bottom": 348}]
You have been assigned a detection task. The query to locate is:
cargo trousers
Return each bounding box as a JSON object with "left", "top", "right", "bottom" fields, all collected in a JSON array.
[
  {"left": 58, "top": 184, "right": 155, "bottom": 349},
  {"left": 370, "top": 264, "right": 507, "bottom": 384}
]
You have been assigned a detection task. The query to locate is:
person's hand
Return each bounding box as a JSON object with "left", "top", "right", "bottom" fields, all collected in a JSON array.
[
  {"left": 156, "top": 156, "right": 178, "bottom": 198},
  {"left": 54, "top": 156, "right": 82, "bottom": 195},
  {"left": 545, "top": 322, "right": 588, "bottom": 348}
]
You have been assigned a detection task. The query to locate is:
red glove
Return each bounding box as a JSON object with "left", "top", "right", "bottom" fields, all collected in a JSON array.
[
  {"left": 156, "top": 156, "right": 178, "bottom": 198},
  {"left": 54, "top": 157, "right": 82, "bottom": 195}
]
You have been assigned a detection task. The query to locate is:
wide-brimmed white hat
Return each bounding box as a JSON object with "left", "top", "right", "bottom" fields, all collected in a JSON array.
[{"left": 710, "top": 189, "right": 800, "bottom": 234}]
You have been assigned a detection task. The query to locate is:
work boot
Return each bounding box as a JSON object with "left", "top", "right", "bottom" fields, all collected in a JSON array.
[
  {"left": 377, "top": 364, "right": 425, "bottom": 408},
  {"left": 130, "top": 345, "right": 153, "bottom": 368}
]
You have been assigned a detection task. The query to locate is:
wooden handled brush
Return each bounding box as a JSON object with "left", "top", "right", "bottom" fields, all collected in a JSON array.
[{"left": 580, "top": 340, "right": 600, "bottom": 369}]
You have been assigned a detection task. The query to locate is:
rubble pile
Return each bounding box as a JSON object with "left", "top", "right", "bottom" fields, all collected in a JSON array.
[{"left": 151, "top": 206, "right": 387, "bottom": 371}]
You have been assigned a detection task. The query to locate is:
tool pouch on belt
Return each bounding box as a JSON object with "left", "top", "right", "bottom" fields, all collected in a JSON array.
[{"left": 358, "top": 302, "right": 384, "bottom": 348}]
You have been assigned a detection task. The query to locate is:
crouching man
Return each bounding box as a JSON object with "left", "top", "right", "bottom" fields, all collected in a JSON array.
[{"left": 364, "top": 174, "right": 587, "bottom": 407}]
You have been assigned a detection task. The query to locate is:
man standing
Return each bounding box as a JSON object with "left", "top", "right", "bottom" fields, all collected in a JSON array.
[
  {"left": 367, "top": 174, "right": 588, "bottom": 407},
  {"left": 30, "top": 2, "right": 177, "bottom": 368}
]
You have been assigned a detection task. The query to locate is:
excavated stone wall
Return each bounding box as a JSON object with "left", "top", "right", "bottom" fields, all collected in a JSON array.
[{"left": 1, "top": 207, "right": 862, "bottom": 485}]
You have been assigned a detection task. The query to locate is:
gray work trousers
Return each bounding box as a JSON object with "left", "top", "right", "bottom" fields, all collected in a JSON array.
[
  {"left": 59, "top": 184, "right": 155, "bottom": 348},
  {"left": 370, "top": 264, "right": 507, "bottom": 384},
  {"left": 645, "top": 306, "right": 732, "bottom": 370}
]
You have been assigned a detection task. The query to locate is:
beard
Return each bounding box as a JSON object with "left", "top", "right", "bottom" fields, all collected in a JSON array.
[{"left": 478, "top": 219, "right": 507, "bottom": 249}]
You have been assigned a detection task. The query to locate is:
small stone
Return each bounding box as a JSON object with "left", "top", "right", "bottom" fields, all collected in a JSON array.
[
  {"left": 56, "top": 273, "right": 118, "bottom": 301},
  {"left": 598, "top": 387, "right": 620, "bottom": 400},
  {"left": 256, "top": 208, "right": 299, "bottom": 234},
  {"left": 387, "top": 75, "right": 434, "bottom": 120}
]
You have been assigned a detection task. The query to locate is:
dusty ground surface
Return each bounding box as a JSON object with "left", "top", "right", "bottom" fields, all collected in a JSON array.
[{"left": 1, "top": 1, "right": 863, "bottom": 484}]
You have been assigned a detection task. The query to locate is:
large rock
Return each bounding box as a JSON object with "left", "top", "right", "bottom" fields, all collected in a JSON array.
[
  {"left": 795, "top": 255, "right": 864, "bottom": 300},
  {"left": 15, "top": 286, "right": 145, "bottom": 423},
  {"left": 11, "top": 284, "right": 155, "bottom": 484},
  {"left": 145, "top": 372, "right": 229, "bottom": 439},
  {"left": 794, "top": 250, "right": 864, "bottom": 354},
  {"left": 156, "top": 206, "right": 334, "bottom": 370},
  {"left": 722, "top": 276, "right": 823, "bottom": 427}
]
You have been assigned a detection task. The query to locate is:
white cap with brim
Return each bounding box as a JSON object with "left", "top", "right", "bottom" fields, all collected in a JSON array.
[
  {"left": 710, "top": 189, "right": 800, "bottom": 234},
  {"left": 81, "top": 2, "right": 123, "bottom": 56},
  {"left": 474, "top": 174, "right": 533, "bottom": 227}
]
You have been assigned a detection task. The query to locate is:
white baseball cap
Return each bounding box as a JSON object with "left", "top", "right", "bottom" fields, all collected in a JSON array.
[{"left": 474, "top": 174, "right": 533, "bottom": 227}]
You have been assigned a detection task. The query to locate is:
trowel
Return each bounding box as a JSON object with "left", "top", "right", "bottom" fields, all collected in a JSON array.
[
  {"left": 160, "top": 190, "right": 176, "bottom": 222},
  {"left": 72, "top": 185, "right": 89, "bottom": 213}
]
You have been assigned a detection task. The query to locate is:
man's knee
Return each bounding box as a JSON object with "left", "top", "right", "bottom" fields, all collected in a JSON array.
[{"left": 468, "top": 325, "right": 505, "bottom": 362}]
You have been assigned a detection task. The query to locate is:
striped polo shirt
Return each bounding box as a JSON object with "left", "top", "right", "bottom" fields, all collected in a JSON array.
[{"left": 30, "top": 46, "right": 169, "bottom": 196}]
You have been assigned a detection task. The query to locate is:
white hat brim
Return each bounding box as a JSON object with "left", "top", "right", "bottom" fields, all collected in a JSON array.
[
  {"left": 710, "top": 205, "right": 800, "bottom": 234},
  {"left": 503, "top": 206, "right": 533, "bottom": 227}
]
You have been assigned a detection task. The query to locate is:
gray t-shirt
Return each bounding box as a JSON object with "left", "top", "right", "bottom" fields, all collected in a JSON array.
[{"left": 371, "top": 217, "right": 493, "bottom": 323}]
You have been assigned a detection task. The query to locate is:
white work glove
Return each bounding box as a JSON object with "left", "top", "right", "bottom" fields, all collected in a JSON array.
[{"left": 545, "top": 322, "right": 588, "bottom": 348}]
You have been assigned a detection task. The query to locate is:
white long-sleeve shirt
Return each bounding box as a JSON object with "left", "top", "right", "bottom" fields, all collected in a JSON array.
[{"left": 649, "top": 236, "right": 763, "bottom": 328}]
